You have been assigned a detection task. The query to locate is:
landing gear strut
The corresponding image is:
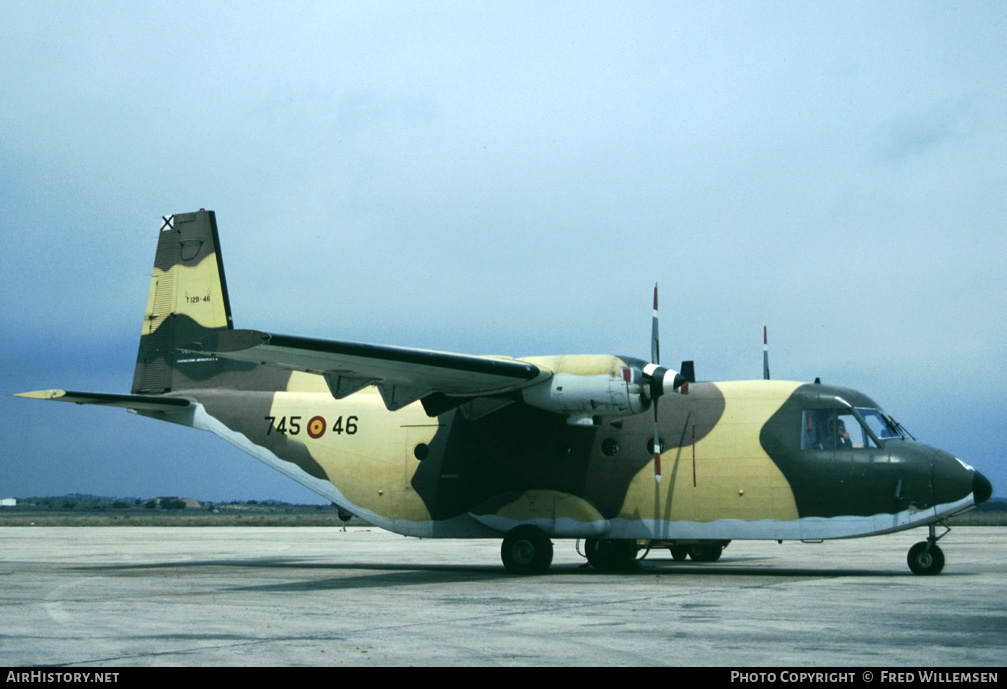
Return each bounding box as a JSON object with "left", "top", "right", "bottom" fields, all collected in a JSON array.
[{"left": 907, "top": 523, "right": 947, "bottom": 576}]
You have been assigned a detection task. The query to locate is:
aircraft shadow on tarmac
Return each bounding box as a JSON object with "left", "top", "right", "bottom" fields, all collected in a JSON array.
[{"left": 70, "top": 555, "right": 940, "bottom": 594}]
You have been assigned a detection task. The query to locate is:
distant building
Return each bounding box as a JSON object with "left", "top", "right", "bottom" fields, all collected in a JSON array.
[
  {"left": 0, "top": 498, "right": 16, "bottom": 507},
  {"left": 155, "top": 496, "right": 202, "bottom": 509}
]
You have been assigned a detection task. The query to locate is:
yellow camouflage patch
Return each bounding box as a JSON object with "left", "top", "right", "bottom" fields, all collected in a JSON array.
[{"left": 621, "top": 381, "right": 801, "bottom": 524}]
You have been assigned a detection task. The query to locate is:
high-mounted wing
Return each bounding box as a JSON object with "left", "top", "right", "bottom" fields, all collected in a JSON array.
[{"left": 184, "top": 329, "right": 549, "bottom": 414}]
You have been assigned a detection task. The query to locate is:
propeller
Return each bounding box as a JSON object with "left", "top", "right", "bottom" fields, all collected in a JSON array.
[
  {"left": 644, "top": 284, "right": 687, "bottom": 483},
  {"left": 651, "top": 284, "right": 662, "bottom": 483}
]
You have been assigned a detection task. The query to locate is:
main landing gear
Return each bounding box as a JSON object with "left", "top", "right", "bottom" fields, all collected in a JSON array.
[
  {"left": 498, "top": 529, "right": 648, "bottom": 575},
  {"left": 677, "top": 542, "right": 725, "bottom": 562},
  {"left": 499, "top": 530, "right": 645, "bottom": 574},
  {"left": 907, "top": 523, "right": 948, "bottom": 576},
  {"left": 583, "top": 538, "right": 641, "bottom": 572},
  {"left": 501, "top": 526, "right": 554, "bottom": 575}
]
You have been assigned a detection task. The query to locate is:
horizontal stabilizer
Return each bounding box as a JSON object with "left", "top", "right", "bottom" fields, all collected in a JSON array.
[
  {"left": 15, "top": 389, "right": 191, "bottom": 412},
  {"left": 184, "top": 329, "right": 549, "bottom": 412}
]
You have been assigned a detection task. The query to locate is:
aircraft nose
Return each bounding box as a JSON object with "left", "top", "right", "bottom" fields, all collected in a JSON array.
[{"left": 973, "top": 471, "right": 993, "bottom": 505}]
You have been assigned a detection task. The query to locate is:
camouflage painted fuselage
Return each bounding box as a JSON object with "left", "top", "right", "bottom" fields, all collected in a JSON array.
[
  {"left": 26, "top": 210, "right": 988, "bottom": 549},
  {"left": 163, "top": 372, "right": 977, "bottom": 541}
]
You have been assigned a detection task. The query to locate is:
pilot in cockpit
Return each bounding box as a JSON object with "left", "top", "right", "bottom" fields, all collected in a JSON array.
[{"left": 837, "top": 419, "right": 853, "bottom": 449}]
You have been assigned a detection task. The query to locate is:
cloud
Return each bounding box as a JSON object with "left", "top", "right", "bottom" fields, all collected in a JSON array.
[{"left": 879, "top": 95, "right": 976, "bottom": 163}]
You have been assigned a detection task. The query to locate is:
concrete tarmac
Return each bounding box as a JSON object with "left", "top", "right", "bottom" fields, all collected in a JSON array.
[{"left": 1, "top": 526, "right": 1004, "bottom": 667}]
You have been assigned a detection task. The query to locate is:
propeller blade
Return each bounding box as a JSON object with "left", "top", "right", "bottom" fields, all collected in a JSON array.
[
  {"left": 763, "top": 325, "right": 770, "bottom": 380},
  {"left": 651, "top": 283, "right": 659, "bottom": 365},
  {"left": 653, "top": 400, "right": 662, "bottom": 483}
]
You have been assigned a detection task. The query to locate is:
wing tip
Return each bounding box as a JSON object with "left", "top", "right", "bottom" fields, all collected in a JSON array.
[{"left": 14, "top": 389, "right": 67, "bottom": 400}]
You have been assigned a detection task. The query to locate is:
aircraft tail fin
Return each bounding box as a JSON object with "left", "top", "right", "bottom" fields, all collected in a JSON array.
[{"left": 131, "top": 210, "right": 237, "bottom": 394}]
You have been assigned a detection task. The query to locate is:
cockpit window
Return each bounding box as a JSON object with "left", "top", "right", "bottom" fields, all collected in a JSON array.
[
  {"left": 802, "top": 409, "right": 880, "bottom": 450},
  {"left": 857, "top": 408, "right": 902, "bottom": 440},
  {"left": 802, "top": 409, "right": 835, "bottom": 449}
]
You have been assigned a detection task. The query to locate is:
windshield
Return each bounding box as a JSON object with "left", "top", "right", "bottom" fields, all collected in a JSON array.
[{"left": 856, "top": 408, "right": 903, "bottom": 440}]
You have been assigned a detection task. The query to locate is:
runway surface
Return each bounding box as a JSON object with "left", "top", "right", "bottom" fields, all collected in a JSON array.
[{"left": 1, "top": 526, "right": 1004, "bottom": 666}]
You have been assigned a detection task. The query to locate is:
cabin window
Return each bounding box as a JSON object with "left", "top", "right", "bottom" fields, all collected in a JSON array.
[{"left": 802, "top": 409, "right": 878, "bottom": 450}]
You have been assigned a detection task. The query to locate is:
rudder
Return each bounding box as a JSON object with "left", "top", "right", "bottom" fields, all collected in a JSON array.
[{"left": 132, "top": 210, "right": 233, "bottom": 394}]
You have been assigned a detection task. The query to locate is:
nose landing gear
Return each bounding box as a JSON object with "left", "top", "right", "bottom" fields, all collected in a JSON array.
[{"left": 907, "top": 523, "right": 948, "bottom": 575}]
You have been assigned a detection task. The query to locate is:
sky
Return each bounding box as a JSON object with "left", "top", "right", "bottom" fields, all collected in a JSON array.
[{"left": 2, "top": 1, "right": 1005, "bottom": 504}]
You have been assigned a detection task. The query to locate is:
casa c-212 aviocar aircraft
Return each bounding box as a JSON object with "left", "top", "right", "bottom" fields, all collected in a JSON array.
[{"left": 18, "top": 210, "right": 992, "bottom": 575}]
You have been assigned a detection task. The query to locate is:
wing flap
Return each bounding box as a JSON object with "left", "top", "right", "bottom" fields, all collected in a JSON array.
[{"left": 321, "top": 373, "right": 375, "bottom": 399}]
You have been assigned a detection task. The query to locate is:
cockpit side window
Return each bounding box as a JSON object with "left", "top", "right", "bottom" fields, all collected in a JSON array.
[
  {"left": 837, "top": 411, "right": 863, "bottom": 449},
  {"left": 802, "top": 409, "right": 834, "bottom": 450},
  {"left": 802, "top": 409, "right": 878, "bottom": 450}
]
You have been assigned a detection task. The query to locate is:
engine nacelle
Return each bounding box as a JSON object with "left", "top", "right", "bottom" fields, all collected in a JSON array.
[
  {"left": 521, "top": 371, "right": 649, "bottom": 420},
  {"left": 517, "top": 355, "right": 687, "bottom": 425}
]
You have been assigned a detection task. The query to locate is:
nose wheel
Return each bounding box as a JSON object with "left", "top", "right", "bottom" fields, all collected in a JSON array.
[{"left": 907, "top": 523, "right": 947, "bottom": 575}]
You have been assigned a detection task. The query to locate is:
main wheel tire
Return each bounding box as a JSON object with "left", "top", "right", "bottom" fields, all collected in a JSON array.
[
  {"left": 688, "top": 544, "right": 723, "bottom": 562},
  {"left": 669, "top": 545, "right": 689, "bottom": 562},
  {"left": 501, "top": 526, "right": 554, "bottom": 575},
  {"left": 584, "top": 538, "right": 639, "bottom": 572},
  {"left": 907, "top": 541, "right": 945, "bottom": 575}
]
